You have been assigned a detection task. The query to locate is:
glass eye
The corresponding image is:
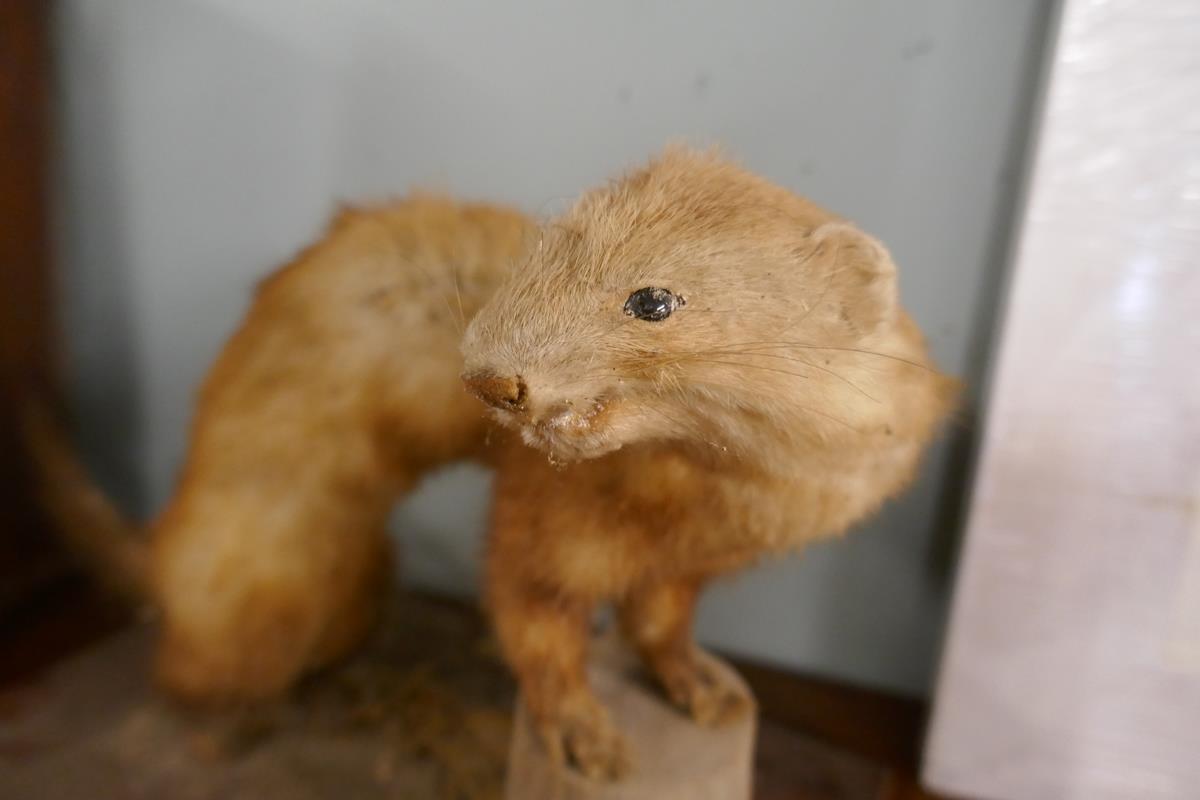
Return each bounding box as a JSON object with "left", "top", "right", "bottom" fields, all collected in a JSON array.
[{"left": 623, "top": 287, "right": 683, "bottom": 322}]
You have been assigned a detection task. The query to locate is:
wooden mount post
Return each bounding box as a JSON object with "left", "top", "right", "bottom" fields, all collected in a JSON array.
[{"left": 506, "top": 635, "right": 757, "bottom": 800}]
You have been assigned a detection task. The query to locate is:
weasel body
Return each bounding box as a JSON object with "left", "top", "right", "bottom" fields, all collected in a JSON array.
[
  {"left": 31, "top": 150, "right": 954, "bottom": 780},
  {"left": 30, "top": 197, "right": 532, "bottom": 700}
]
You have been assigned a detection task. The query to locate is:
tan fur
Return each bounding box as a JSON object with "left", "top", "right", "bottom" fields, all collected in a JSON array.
[
  {"left": 21, "top": 401, "right": 149, "bottom": 604},
  {"left": 30, "top": 149, "right": 954, "bottom": 773},
  {"left": 462, "top": 148, "right": 958, "bottom": 778},
  {"left": 28, "top": 196, "right": 533, "bottom": 702}
]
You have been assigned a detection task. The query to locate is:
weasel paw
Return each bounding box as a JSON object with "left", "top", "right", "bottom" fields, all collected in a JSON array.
[
  {"left": 536, "top": 704, "right": 631, "bottom": 781},
  {"left": 660, "top": 653, "right": 753, "bottom": 727}
]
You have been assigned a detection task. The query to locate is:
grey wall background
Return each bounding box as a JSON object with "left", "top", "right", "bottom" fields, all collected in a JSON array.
[{"left": 53, "top": 0, "right": 1052, "bottom": 696}]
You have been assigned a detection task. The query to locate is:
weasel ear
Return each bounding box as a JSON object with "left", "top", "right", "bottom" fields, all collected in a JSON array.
[{"left": 801, "top": 222, "right": 898, "bottom": 339}]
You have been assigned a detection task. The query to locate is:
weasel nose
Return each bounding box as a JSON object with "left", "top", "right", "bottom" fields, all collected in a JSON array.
[{"left": 463, "top": 371, "right": 527, "bottom": 410}]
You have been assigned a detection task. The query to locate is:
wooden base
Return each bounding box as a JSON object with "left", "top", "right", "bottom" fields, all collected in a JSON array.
[
  {"left": 2, "top": 591, "right": 914, "bottom": 798},
  {"left": 506, "top": 635, "right": 757, "bottom": 800}
]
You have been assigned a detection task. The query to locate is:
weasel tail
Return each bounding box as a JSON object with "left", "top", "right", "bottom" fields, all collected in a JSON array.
[{"left": 20, "top": 399, "right": 149, "bottom": 605}]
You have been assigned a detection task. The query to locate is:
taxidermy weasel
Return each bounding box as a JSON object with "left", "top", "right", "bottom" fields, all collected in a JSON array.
[
  {"left": 459, "top": 149, "right": 956, "bottom": 777},
  {"left": 28, "top": 148, "right": 955, "bottom": 779}
]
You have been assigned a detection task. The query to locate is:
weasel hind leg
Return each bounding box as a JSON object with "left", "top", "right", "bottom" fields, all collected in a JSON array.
[{"left": 152, "top": 488, "right": 396, "bottom": 704}]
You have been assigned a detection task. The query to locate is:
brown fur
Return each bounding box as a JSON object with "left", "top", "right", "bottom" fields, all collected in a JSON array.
[
  {"left": 28, "top": 149, "right": 954, "bottom": 779},
  {"left": 461, "top": 148, "right": 957, "bottom": 778},
  {"left": 27, "top": 196, "right": 533, "bottom": 702}
]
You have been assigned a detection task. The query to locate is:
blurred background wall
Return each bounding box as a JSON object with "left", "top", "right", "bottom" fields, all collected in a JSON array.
[{"left": 52, "top": 0, "right": 1054, "bottom": 696}]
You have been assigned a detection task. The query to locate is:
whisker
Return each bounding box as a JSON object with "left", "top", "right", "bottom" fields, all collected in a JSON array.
[
  {"left": 781, "top": 244, "right": 833, "bottom": 334},
  {"left": 689, "top": 377, "right": 859, "bottom": 432},
  {"left": 450, "top": 262, "right": 467, "bottom": 334},
  {"left": 663, "top": 356, "right": 822, "bottom": 385},
  {"left": 692, "top": 340, "right": 935, "bottom": 371},
  {"left": 641, "top": 352, "right": 878, "bottom": 408},
  {"left": 621, "top": 393, "right": 723, "bottom": 448},
  {"left": 695, "top": 347, "right": 879, "bottom": 401}
]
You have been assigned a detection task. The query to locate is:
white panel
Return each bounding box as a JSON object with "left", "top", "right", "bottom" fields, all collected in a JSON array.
[{"left": 925, "top": 0, "right": 1200, "bottom": 797}]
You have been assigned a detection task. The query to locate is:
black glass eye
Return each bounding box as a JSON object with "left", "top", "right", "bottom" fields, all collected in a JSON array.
[{"left": 623, "top": 287, "right": 684, "bottom": 322}]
